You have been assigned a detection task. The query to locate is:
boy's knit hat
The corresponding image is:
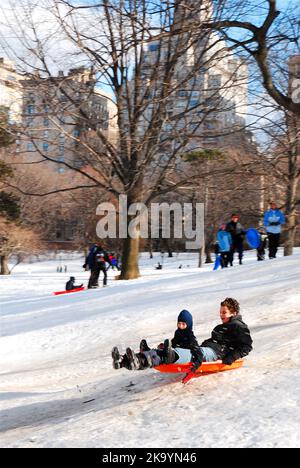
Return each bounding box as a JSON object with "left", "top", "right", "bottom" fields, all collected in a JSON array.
[{"left": 178, "top": 310, "right": 193, "bottom": 330}]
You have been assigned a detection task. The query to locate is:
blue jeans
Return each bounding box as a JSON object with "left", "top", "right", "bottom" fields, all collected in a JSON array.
[
  {"left": 144, "top": 346, "right": 218, "bottom": 366},
  {"left": 174, "top": 347, "right": 218, "bottom": 364}
]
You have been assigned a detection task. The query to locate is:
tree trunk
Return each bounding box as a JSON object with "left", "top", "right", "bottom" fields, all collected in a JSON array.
[
  {"left": 0, "top": 255, "right": 10, "bottom": 275},
  {"left": 198, "top": 245, "right": 204, "bottom": 268},
  {"left": 120, "top": 236, "right": 140, "bottom": 280},
  {"left": 284, "top": 173, "right": 298, "bottom": 257},
  {"left": 284, "top": 210, "right": 297, "bottom": 256},
  {"left": 149, "top": 239, "right": 153, "bottom": 259}
]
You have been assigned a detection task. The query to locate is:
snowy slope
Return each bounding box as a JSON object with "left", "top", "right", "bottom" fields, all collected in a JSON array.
[{"left": 0, "top": 251, "right": 300, "bottom": 448}]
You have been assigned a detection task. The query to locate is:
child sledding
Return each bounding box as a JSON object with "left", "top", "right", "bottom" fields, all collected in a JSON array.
[{"left": 112, "top": 298, "right": 253, "bottom": 381}]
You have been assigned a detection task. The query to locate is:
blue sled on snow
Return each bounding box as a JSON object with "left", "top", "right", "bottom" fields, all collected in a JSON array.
[
  {"left": 213, "top": 255, "right": 222, "bottom": 271},
  {"left": 246, "top": 228, "right": 261, "bottom": 249}
]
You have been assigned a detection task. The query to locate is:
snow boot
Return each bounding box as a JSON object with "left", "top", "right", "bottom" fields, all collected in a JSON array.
[
  {"left": 140, "top": 339, "right": 151, "bottom": 353},
  {"left": 162, "top": 339, "right": 176, "bottom": 364},
  {"left": 112, "top": 346, "right": 121, "bottom": 370},
  {"left": 125, "top": 347, "right": 140, "bottom": 370}
]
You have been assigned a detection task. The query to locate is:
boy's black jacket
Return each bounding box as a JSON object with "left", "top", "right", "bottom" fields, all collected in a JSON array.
[
  {"left": 171, "top": 328, "right": 199, "bottom": 350},
  {"left": 200, "top": 314, "right": 253, "bottom": 361}
]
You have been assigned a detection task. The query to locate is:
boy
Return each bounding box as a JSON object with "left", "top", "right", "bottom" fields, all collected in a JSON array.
[
  {"left": 65, "top": 277, "right": 83, "bottom": 291},
  {"left": 226, "top": 214, "right": 246, "bottom": 265},
  {"left": 112, "top": 299, "right": 253, "bottom": 371},
  {"left": 191, "top": 297, "right": 253, "bottom": 370},
  {"left": 217, "top": 224, "right": 233, "bottom": 268},
  {"left": 112, "top": 309, "right": 199, "bottom": 370}
]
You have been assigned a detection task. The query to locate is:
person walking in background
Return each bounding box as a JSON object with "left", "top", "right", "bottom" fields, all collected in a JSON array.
[
  {"left": 108, "top": 253, "right": 121, "bottom": 271},
  {"left": 83, "top": 243, "right": 111, "bottom": 288},
  {"left": 226, "top": 214, "right": 246, "bottom": 266},
  {"left": 217, "top": 224, "right": 233, "bottom": 268},
  {"left": 264, "top": 202, "right": 286, "bottom": 259}
]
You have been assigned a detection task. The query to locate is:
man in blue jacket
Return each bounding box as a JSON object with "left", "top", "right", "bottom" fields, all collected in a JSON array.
[{"left": 264, "top": 202, "right": 286, "bottom": 259}]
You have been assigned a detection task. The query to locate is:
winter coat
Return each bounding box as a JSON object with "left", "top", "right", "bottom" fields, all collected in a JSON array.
[
  {"left": 200, "top": 314, "right": 253, "bottom": 362},
  {"left": 226, "top": 221, "right": 245, "bottom": 242},
  {"left": 217, "top": 230, "right": 233, "bottom": 253},
  {"left": 85, "top": 246, "right": 110, "bottom": 270},
  {"left": 171, "top": 328, "right": 199, "bottom": 350},
  {"left": 171, "top": 310, "right": 199, "bottom": 350},
  {"left": 264, "top": 209, "right": 286, "bottom": 235},
  {"left": 65, "top": 279, "right": 82, "bottom": 291}
]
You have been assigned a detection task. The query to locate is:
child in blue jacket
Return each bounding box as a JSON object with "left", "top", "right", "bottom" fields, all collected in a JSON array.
[{"left": 217, "top": 224, "right": 233, "bottom": 268}]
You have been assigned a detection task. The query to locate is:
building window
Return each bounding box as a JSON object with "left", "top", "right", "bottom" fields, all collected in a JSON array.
[
  {"left": 27, "top": 142, "right": 34, "bottom": 151},
  {"left": 44, "top": 117, "right": 49, "bottom": 127},
  {"left": 189, "top": 100, "right": 199, "bottom": 109},
  {"left": 43, "top": 142, "right": 49, "bottom": 152},
  {"left": 149, "top": 43, "right": 159, "bottom": 52},
  {"left": 73, "top": 129, "right": 80, "bottom": 138},
  {"left": 27, "top": 105, "right": 35, "bottom": 114},
  {"left": 178, "top": 90, "right": 188, "bottom": 98},
  {"left": 204, "top": 121, "right": 216, "bottom": 130}
]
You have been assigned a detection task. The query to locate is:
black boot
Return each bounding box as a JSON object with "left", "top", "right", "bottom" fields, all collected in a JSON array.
[
  {"left": 112, "top": 346, "right": 121, "bottom": 370},
  {"left": 140, "top": 339, "right": 151, "bottom": 352},
  {"left": 162, "top": 339, "right": 176, "bottom": 364},
  {"left": 125, "top": 347, "right": 140, "bottom": 370}
]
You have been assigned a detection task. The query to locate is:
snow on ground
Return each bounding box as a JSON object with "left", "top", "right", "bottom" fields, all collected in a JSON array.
[{"left": 0, "top": 250, "right": 300, "bottom": 448}]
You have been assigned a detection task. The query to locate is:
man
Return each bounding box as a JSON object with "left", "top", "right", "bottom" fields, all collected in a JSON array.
[
  {"left": 83, "top": 243, "right": 111, "bottom": 288},
  {"left": 226, "top": 214, "right": 246, "bottom": 265},
  {"left": 264, "top": 202, "right": 286, "bottom": 259}
]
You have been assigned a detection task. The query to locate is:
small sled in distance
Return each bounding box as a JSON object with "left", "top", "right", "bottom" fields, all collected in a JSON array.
[{"left": 53, "top": 287, "right": 86, "bottom": 296}]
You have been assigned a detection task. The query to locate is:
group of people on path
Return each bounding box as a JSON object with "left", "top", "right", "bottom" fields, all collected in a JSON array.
[
  {"left": 112, "top": 298, "right": 253, "bottom": 373},
  {"left": 83, "top": 243, "right": 120, "bottom": 289},
  {"left": 65, "top": 244, "right": 120, "bottom": 291},
  {"left": 216, "top": 202, "right": 286, "bottom": 269}
]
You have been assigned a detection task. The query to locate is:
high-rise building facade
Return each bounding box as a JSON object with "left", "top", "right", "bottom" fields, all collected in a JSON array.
[{"left": 139, "top": 0, "right": 248, "bottom": 151}]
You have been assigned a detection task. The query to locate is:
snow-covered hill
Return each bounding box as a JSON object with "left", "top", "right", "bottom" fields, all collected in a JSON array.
[{"left": 0, "top": 251, "right": 300, "bottom": 448}]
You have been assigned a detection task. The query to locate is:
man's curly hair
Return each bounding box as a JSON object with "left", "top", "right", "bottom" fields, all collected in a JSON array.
[{"left": 221, "top": 298, "right": 240, "bottom": 315}]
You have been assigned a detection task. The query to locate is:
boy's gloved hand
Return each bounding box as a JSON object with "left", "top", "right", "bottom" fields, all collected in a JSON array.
[
  {"left": 222, "top": 354, "right": 235, "bottom": 366},
  {"left": 191, "top": 348, "right": 204, "bottom": 372}
]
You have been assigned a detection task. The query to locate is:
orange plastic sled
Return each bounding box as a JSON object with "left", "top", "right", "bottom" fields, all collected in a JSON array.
[{"left": 154, "top": 359, "right": 244, "bottom": 378}]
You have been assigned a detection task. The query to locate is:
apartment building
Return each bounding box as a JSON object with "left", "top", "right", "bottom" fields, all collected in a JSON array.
[
  {"left": 139, "top": 0, "right": 248, "bottom": 152},
  {"left": 20, "top": 67, "right": 117, "bottom": 173}
]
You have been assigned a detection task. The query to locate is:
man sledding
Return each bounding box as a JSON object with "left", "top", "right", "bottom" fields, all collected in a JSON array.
[{"left": 112, "top": 298, "right": 253, "bottom": 375}]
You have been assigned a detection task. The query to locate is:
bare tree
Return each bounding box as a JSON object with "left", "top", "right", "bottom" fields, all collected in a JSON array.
[
  {"left": 256, "top": 109, "right": 299, "bottom": 255},
  {"left": 205, "top": 0, "right": 300, "bottom": 115},
  {"left": 0, "top": 0, "right": 253, "bottom": 279},
  {"left": 0, "top": 215, "right": 43, "bottom": 274}
]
